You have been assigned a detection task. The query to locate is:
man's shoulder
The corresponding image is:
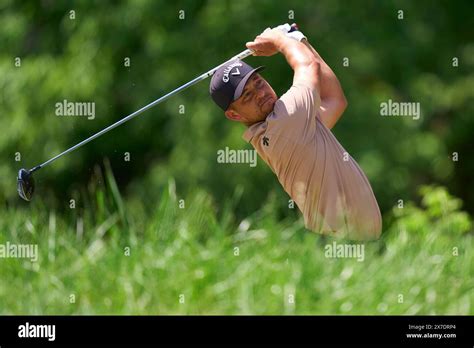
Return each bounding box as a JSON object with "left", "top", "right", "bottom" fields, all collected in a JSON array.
[{"left": 276, "top": 83, "right": 321, "bottom": 118}]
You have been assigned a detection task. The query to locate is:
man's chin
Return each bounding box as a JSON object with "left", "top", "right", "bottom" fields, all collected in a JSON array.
[{"left": 263, "top": 99, "right": 276, "bottom": 114}]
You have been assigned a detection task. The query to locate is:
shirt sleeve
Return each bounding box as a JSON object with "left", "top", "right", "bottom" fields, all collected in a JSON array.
[
  {"left": 273, "top": 83, "right": 321, "bottom": 121},
  {"left": 266, "top": 83, "right": 322, "bottom": 142}
]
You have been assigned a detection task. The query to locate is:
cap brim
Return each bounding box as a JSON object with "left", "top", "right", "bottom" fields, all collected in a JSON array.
[{"left": 233, "top": 66, "right": 266, "bottom": 101}]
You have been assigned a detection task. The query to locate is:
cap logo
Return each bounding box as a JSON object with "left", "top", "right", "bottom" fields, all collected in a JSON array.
[
  {"left": 222, "top": 62, "right": 243, "bottom": 83},
  {"left": 231, "top": 68, "right": 241, "bottom": 76}
]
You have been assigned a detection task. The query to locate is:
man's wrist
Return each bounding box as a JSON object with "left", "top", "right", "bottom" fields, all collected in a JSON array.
[{"left": 275, "top": 34, "right": 295, "bottom": 53}]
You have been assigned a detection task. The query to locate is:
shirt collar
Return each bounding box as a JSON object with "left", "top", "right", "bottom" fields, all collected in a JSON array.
[{"left": 242, "top": 121, "right": 265, "bottom": 143}]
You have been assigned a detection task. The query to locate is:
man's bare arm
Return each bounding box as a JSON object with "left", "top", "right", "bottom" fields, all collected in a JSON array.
[
  {"left": 246, "top": 29, "right": 321, "bottom": 95},
  {"left": 301, "top": 40, "right": 347, "bottom": 129},
  {"left": 276, "top": 36, "right": 322, "bottom": 95}
]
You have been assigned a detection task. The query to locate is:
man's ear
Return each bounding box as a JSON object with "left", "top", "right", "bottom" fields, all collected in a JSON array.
[{"left": 224, "top": 109, "right": 243, "bottom": 122}]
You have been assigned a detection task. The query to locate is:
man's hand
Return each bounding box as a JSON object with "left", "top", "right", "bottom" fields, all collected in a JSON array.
[
  {"left": 245, "top": 28, "right": 286, "bottom": 56},
  {"left": 247, "top": 26, "right": 320, "bottom": 96}
]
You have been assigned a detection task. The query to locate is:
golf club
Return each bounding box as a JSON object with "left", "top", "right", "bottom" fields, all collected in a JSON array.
[{"left": 17, "top": 23, "right": 299, "bottom": 201}]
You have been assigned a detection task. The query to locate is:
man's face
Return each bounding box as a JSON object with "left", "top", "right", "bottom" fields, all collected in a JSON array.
[{"left": 224, "top": 73, "right": 277, "bottom": 126}]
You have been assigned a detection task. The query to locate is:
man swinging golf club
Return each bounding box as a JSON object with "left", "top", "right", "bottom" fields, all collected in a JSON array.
[
  {"left": 17, "top": 23, "right": 380, "bottom": 241},
  {"left": 209, "top": 25, "right": 382, "bottom": 240}
]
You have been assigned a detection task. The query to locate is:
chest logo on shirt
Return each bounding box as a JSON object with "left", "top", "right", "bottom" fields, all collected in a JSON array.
[{"left": 263, "top": 136, "right": 270, "bottom": 146}]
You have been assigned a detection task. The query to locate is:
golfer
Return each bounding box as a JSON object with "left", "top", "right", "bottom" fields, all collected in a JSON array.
[{"left": 209, "top": 27, "right": 382, "bottom": 240}]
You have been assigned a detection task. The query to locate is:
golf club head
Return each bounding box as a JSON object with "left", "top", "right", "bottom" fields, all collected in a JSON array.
[{"left": 17, "top": 168, "right": 35, "bottom": 201}]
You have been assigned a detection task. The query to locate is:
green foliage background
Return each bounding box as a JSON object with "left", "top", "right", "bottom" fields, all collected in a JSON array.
[{"left": 0, "top": 0, "right": 472, "bottom": 314}]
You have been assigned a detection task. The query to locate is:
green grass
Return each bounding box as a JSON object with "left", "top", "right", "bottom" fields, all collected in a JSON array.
[{"left": 0, "top": 168, "right": 472, "bottom": 315}]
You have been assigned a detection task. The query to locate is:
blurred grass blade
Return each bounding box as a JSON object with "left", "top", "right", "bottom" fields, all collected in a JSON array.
[{"left": 104, "top": 158, "right": 127, "bottom": 225}]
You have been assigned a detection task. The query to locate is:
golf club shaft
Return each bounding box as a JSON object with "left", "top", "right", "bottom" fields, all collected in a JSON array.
[{"left": 30, "top": 48, "right": 255, "bottom": 173}]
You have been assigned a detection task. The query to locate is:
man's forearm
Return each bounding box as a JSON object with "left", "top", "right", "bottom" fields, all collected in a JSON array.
[
  {"left": 276, "top": 35, "right": 318, "bottom": 71},
  {"left": 301, "top": 40, "right": 346, "bottom": 103}
]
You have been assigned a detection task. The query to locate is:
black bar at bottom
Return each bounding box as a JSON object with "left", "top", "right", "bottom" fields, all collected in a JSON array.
[{"left": 0, "top": 315, "right": 472, "bottom": 346}]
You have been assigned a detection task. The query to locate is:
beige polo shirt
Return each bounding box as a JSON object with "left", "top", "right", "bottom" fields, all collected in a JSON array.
[{"left": 243, "top": 83, "right": 382, "bottom": 240}]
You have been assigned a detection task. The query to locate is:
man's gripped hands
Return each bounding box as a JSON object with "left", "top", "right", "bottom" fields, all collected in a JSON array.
[
  {"left": 246, "top": 24, "right": 307, "bottom": 57},
  {"left": 245, "top": 27, "right": 287, "bottom": 57}
]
